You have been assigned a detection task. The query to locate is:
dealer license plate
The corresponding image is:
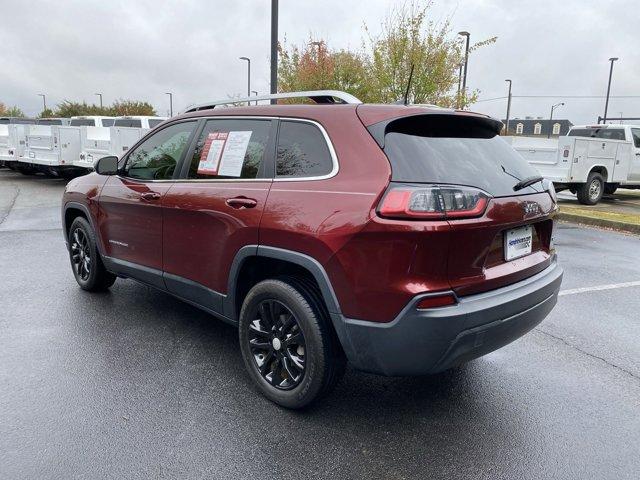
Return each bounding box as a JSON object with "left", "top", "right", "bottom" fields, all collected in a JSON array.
[{"left": 504, "top": 225, "right": 533, "bottom": 261}]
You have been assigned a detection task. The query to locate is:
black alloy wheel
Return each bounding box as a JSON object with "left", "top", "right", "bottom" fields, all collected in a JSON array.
[
  {"left": 70, "top": 227, "right": 91, "bottom": 281},
  {"left": 248, "top": 299, "right": 306, "bottom": 390}
]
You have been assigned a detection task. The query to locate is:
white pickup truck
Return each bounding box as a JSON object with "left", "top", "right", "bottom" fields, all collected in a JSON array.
[{"left": 506, "top": 124, "right": 640, "bottom": 204}]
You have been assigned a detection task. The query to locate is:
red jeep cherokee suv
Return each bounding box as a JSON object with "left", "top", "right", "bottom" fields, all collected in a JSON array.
[{"left": 62, "top": 91, "right": 563, "bottom": 408}]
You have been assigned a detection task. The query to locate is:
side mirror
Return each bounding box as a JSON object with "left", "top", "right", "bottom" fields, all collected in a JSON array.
[{"left": 95, "top": 156, "right": 119, "bottom": 175}]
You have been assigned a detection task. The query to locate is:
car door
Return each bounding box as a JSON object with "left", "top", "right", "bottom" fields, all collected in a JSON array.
[
  {"left": 97, "top": 120, "right": 198, "bottom": 287},
  {"left": 161, "top": 117, "right": 276, "bottom": 315}
]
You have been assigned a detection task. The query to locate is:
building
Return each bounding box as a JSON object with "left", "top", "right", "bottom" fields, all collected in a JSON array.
[{"left": 502, "top": 117, "right": 573, "bottom": 137}]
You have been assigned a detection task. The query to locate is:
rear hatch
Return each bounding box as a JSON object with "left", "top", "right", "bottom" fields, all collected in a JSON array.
[{"left": 367, "top": 112, "right": 556, "bottom": 297}]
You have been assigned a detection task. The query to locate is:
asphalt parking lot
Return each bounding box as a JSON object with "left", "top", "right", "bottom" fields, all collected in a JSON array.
[{"left": 1, "top": 169, "right": 639, "bottom": 479}]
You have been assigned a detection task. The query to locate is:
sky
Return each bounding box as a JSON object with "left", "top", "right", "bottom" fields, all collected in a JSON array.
[{"left": 1, "top": 0, "right": 639, "bottom": 124}]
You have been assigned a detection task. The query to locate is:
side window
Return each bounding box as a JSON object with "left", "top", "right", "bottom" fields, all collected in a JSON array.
[
  {"left": 632, "top": 129, "right": 640, "bottom": 148},
  {"left": 276, "top": 121, "right": 333, "bottom": 178},
  {"left": 187, "top": 119, "right": 271, "bottom": 179},
  {"left": 123, "top": 121, "right": 196, "bottom": 181}
]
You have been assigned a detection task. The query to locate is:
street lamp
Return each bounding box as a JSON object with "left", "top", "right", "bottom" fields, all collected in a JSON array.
[
  {"left": 505, "top": 79, "right": 512, "bottom": 135},
  {"left": 239, "top": 57, "right": 251, "bottom": 102},
  {"left": 165, "top": 92, "right": 173, "bottom": 117},
  {"left": 548, "top": 102, "right": 565, "bottom": 138},
  {"left": 95, "top": 93, "right": 103, "bottom": 108},
  {"left": 458, "top": 31, "right": 470, "bottom": 95},
  {"left": 270, "top": 0, "right": 278, "bottom": 101},
  {"left": 456, "top": 62, "right": 463, "bottom": 108},
  {"left": 603, "top": 57, "right": 619, "bottom": 124},
  {"left": 37, "top": 93, "right": 46, "bottom": 113}
]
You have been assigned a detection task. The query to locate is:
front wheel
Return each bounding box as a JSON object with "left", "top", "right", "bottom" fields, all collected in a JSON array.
[
  {"left": 238, "top": 279, "right": 345, "bottom": 409},
  {"left": 577, "top": 172, "right": 604, "bottom": 205},
  {"left": 68, "top": 217, "right": 116, "bottom": 291}
]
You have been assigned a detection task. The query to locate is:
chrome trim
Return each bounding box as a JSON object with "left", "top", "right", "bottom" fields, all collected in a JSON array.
[{"left": 184, "top": 90, "right": 362, "bottom": 112}]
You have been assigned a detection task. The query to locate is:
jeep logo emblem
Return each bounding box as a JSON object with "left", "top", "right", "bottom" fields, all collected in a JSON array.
[{"left": 522, "top": 201, "right": 541, "bottom": 217}]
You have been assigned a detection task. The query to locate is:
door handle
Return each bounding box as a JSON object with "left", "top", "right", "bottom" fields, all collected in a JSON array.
[
  {"left": 141, "top": 192, "right": 161, "bottom": 201},
  {"left": 226, "top": 197, "right": 258, "bottom": 209}
]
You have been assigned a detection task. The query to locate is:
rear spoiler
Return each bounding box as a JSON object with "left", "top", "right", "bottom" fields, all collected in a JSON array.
[{"left": 366, "top": 113, "right": 503, "bottom": 149}]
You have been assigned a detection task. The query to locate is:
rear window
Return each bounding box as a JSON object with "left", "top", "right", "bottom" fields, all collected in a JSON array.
[
  {"left": 568, "top": 128, "right": 626, "bottom": 140},
  {"left": 380, "top": 115, "right": 543, "bottom": 197},
  {"left": 148, "top": 119, "right": 163, "bottom": 129},
  {"left": 14, "top": 118, "right": 36, "bottom": 125},
  {"left": 37, "top": 119, "right": 62, "bottom": 125},
  {"left": 70, "top": 119, "right": 95, "bottom": 126},
  {"left": 102, "top": 119, "right": 115, "bottom": 127},
  {"left": 114, "top": 119, "right": 142, "bottom": 128}
]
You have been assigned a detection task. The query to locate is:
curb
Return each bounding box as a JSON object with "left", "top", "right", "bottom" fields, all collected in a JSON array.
[{"left": 557, "top": 212, "right": 640, "bottom": 235}]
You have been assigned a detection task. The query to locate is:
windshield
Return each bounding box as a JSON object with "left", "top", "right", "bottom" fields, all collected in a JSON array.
[
  {"left": 380, "top": 115, "right": 543, "bottom": 197},
  {"left": 568, "top": 128, "right": 626, "bottom": 140},
  {"left": 114, "top": 119, "right": 142, "bottom": 128},
  {"left": 70, "top": 119, "right": 95, "bottom": 126}
]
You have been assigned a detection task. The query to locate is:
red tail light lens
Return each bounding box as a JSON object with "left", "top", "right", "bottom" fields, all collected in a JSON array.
[
  {"left": 378, "top": 184, "right": 490, "bottom": 220},
  {"left": 416, "top": 293, "right": 457, "bottom": 309}
]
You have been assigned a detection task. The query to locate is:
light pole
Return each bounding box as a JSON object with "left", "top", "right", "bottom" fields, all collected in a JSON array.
[
  {"left": 456, "top": 62, "right": 463, "bottom": 109},
  {"left": 165, "top": 92, "right": 173, "bottom": 117},
  {"left": 311, "top": 41, "right": 324, "bottom": 87},
  {"left": 505, "top": 79, "right": 512, "bottom": 135},
  {"left": 37, "top": 93, "right": 46, "bottom": 113},
  {"left": 458, "top": 31, "right": 470, "bottom": 95},
  {"left": 270, "top": 0, "right": 278, "bottom": 103},
  {"left": 603, "top": 57, "right": 618, "bottom": 124},
  {"left": 239, "top": 57, "right": 251, "bottom": 102},
  {"left": 95, "top": 93, "right": 103, "bottom": 108},
  {"left": 251, "top": 90, "right": 258, "bottom": 106},
  {"left": 548, "top": 102, "right": 564, "bottom": 138}
]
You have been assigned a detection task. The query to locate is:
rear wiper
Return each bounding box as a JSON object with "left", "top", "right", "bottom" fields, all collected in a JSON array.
[{"left": 513, "top": 175, "right": 544, "bottom": 191}]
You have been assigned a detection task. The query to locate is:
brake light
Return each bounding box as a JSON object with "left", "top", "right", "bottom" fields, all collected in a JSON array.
[
  {"left": 378, "top": 184, "right": 490, "bottom": 220},
  {"left": 416, "top": 293, "right": 457, "bottom": 309}
]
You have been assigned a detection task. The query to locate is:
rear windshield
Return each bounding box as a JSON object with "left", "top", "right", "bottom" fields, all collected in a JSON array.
[
  {"left": 380, "top": 115, "right": 543, "bottom": 197},
  {"left": 102, "top": 119, "right": 115, "bottom": 127},
  {"left": 37, "top": 119, "right": 62, "bottom": 125},
  {"left": 568, "top": 128, "right": 626, "bottom": 140},
  {"left": 114, "top": 119, "right": 142, "bottom": 128},
  {"left": 148, "top": 119, "right": 163, "bottom": 129},
  {"left": 70, "top": 119, "right": 95, "bottom": 126}
]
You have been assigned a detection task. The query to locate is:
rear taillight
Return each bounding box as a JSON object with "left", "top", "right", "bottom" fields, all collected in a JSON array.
[
  {"left": 378, "top": 184, "right": 490, "bottom": 220},
  {"left": 416, "top": 293, "right": 457, "bottom": 309}
]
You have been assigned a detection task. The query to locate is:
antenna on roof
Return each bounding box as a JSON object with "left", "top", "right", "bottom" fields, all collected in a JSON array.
[{"left": 403, "top": 64, "right": 415, "bottom": 106}]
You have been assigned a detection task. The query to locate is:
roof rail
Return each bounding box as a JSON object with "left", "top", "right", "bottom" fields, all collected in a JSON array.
[{"left": 184, "top": 90, "right": 362, "bottom": 113}]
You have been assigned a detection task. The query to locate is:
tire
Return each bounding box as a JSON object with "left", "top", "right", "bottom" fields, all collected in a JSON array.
[
  {"left": 604, "top": 184, "right": 618, "bottom": 195},
  {"left": 238, "top": 278, "right": 345, "bottom": 409},
  {"left": 577, "top": 172, "right": 604, "bottom": 205},
  {"left": 68, "top": 217, "right": 116, "bottom": 291}
]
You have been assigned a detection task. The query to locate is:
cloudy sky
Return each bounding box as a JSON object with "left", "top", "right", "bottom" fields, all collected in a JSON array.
[{"left": 1, "top": 0, "right": 638, "bottom": 124}]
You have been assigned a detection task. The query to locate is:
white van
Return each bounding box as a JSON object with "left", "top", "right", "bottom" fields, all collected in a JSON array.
[
  {"left": 113, "top": 116, "right": 167, "bottom": 129},
  {"left": 505, "top": 124, "right": 640, "bottom": 204}
]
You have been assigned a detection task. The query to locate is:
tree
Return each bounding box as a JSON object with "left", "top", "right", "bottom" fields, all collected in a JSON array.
[
  {"left": 39, "top": 108, "right": 55, "bottom": 118},
  {"left": 52, "top": 99, "right": 157, "bottom": 117},
  {"left": 0, "top": 102, "right": 25, "bottom": 117},
  {"left": 277, "top": 1, "right": 496, "bottom": 108}
]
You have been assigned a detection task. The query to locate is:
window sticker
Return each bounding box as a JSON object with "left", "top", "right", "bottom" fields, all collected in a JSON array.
[
  {"left": 218, "top": 131, "right": 253, "bottom": 177},
  {"left": 198, "top": 132, "right": 228, "bottom": 175}
]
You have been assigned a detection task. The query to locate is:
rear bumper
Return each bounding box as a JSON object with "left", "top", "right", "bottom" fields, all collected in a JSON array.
[{"left": 337, "top": 258, "right": 563, "bottom": 376}]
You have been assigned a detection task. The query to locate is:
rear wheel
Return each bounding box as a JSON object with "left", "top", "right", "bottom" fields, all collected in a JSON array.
[
  {"left": 577, "top": 172, "right": 604, "bottom": 205},
  {"left": 68, "top": 217, "right": 116, "bottom": 291},
  {"left": 238, "top": 278, "right": 345, "bottom": 409}
]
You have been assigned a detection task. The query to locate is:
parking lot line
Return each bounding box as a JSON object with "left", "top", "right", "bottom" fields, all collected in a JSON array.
[{"left": 559, "top": 280, "right": 640, "bottom": 296}]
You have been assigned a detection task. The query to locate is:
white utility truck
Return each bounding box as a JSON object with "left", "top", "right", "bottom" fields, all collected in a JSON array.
[
  {"left": 20, "top": 123, "right": 83, "bottom": 178},
  {"left": 506, "top": 124, "right": 640, "bottom": 204},
  {"left": 0, "top": 118, "right": 36, "bottom": 171},
  {"left": 75, "top": 126, "right": 149, "bottom": 172},
  {"left": 69, "top": 116, "right": 115, "bottom": 127}
]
